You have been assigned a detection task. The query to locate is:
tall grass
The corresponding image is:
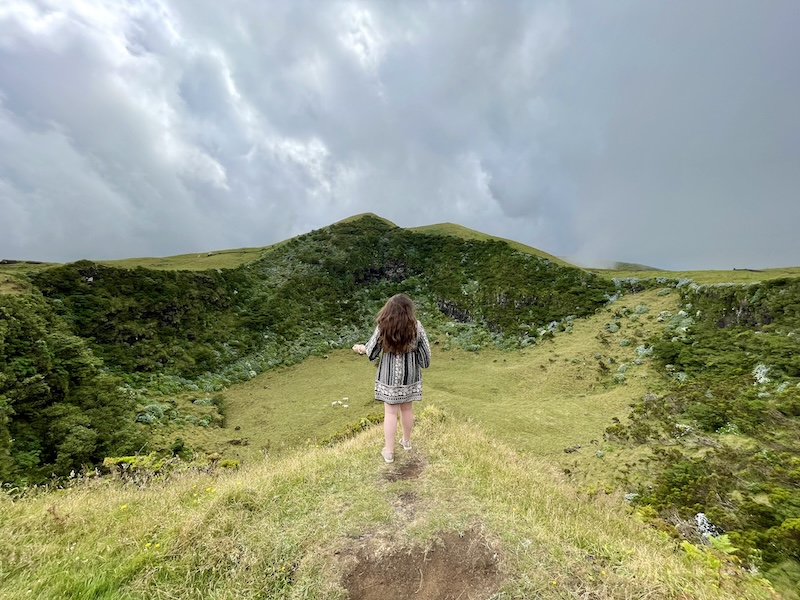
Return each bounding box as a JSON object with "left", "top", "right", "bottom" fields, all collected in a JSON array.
[{"left": 0, "top": 409, "right": 772, "bottom": 599}]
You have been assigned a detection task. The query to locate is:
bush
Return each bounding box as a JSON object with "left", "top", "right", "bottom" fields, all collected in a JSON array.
[
  {"left": 0, "top": 295, "right": 140, "bottom": 483},
  {"left": 615, "top": 277, "right": 800, "bottom": 586}
]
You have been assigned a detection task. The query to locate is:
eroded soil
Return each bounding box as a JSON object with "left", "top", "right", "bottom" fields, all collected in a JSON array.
[
  {"left": 383, "top": 455, "right": 424, "bottom": 482},
  {"left": 342, "top": 528, "right": 501, "bottom": 600}
]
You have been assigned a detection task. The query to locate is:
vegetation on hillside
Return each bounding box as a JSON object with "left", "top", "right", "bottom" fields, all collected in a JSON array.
[
  {"left": 0, "top": 295, "right": 141, "bottom": 483},
  {"left": 28, "top": 214, "right": 613, "bottom": 388},
  {"left": 31, "top": 262, "right": 254, "bottom": 377},
  {"left": 603, "top": 278, "right": 800, "bottom": 595},
  {"left": 409, "top": 221, "right": 570, "bottom": 266},
  {"left": 594, "top": 267, "right": 800, "bottom": 285},
  {"left": 1, "top": 215, "right": 612, "bottom": 483}
]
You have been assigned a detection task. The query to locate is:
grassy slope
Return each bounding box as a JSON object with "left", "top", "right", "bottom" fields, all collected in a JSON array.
[
  {"left": 97, "top": 245, "right": 284, "bottom": 272},
  {"left": 154, "top": 288, "right": 676, "bottom": 466},
  {"left": 409, "top": 222, "right": 571, "bottom": 267},
  {"left": 0, "top": 263, "right": 54, "bottom": 295},
  {"left": 0, "top": 411, "right": 771, "bottom": 599},
  {"left": 593, "top": 267, "right": 800, "bottom": 284},
  {"left": 0, "top": 262, "right": 56, "bottom": 275},
  {"left": 99, "top": 250, "right": 258, "bottom": 271},
  {"left": 613, "top": 261, "right": 664, "bottom": 271},
  {"left": 0, "top": 274, "right": 29, "bottom": 295}
]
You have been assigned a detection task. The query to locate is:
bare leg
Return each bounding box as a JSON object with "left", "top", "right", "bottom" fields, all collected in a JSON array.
[
  {"left": 384, "top": 403, "right": 400, "bottom": 453},
  {"left": 400, "top": 402, "right": 414, "bottom": 444}
]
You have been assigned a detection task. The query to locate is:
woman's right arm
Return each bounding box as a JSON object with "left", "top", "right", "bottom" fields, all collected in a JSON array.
[{"left": 365, "top": 327, "right": 381, "bottom": 361}]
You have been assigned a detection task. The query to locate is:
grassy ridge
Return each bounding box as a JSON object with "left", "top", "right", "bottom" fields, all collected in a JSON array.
[
  {"left": 593, "top": 267, "right": 800, "bottom": 284},
  {"left": 97, "top": 246, "right": 275, "bottom": 272},
  {"left": 597, "top": 278, "right": 800, "bottom": 595},
  {"left": 0, "top": 410, "right": 773, "bottom": 599},
  {"left": 409, "top": 222, "right": 570, "bottom": 266}
]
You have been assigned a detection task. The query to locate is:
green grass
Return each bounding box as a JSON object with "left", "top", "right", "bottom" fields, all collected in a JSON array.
[
  {"left": 151, "top": 355, "right": 387, "bottom": 462},
  {"left": 0, "top": 274, "right": 29, "bottom": 295},
  {"left": 0, "top": 411, "right": 772, "bottom": 599},
  {"left": 0, "top": 264, "right": 52, "bottom": 294},
  {"left": 0, "top": 262, "right": 58, "bottom": 275},
  {"left": 593, "top": 267, "right": 800, "bottom": 284},
  {"left": 613, "top": 261, "right": 664, "bottom": 271},
  {"left": 0, "top": 263, "right": 57, "bottom": 294},
  {"left": 0, "top": 247, "right": 279, "bottom": 274},
  {"left": 97, "top": 244, "right": 283, "bottom": 272},
  {"left": 145, "top": 289, "right": 676, "bottom": 467},
  {"left": 409, "top": 222, "right": 571, "bottom": 267},
  {"left": 424, "top": 289, "right": 678, "bottom": 456}
]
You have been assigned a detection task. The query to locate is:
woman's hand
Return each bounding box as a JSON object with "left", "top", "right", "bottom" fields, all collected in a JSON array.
[{"left": 352, "top": 344, "right": 367, "bottom": 355}]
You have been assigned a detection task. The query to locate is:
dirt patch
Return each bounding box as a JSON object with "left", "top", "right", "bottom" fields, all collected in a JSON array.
[
  {"left": 383, "top": 456, "right": 424, "bottom": 482},
  {"left": 342, "top": 528, "right": 501, "bottom": 600},
  {"left": 391, "top": 490, "right": 418, "bottom": 521}
]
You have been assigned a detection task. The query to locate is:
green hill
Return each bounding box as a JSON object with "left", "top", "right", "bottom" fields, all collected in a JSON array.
[
  {"left": 1, "top": 214, "right": 613, "bottom": 483},
  {"left": 2, "top": 214, "right": 800, "bottom": 596},
  {"left": 409, "top": 221, "right": 571, "bottom": 266},
  {"left": 612, "top": 261, "right": 664, "bottom": 271}
]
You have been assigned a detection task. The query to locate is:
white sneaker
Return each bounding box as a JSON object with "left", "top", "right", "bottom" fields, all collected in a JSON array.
[
  {"left": 381, "top": 448, "right": 394, "bottom": 463},
  {"left": 399, "top": 439, "right": 412, "bottom": 451}
]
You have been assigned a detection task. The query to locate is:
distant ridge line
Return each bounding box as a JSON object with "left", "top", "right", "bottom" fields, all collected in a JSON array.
[{"left": 0, "top": 259, "right": 46, "bottom": 265}]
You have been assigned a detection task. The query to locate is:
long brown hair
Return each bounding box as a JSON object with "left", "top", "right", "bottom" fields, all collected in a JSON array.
[{"left": 376, "top": 294, "right": 417, "bottom": 353}]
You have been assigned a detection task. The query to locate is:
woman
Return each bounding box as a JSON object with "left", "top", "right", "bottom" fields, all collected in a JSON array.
[{"left": 353, "top": 294, "right": 431, "bottom": 463}]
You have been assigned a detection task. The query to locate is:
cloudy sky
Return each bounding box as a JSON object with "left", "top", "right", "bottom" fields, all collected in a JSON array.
[{"left": 1, "top": 0, "right": 798, "bottom": 269}]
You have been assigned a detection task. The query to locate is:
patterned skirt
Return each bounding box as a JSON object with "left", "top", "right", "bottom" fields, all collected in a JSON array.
[{"left": 375, "top": 380, "right": 423, "bottom": 405}]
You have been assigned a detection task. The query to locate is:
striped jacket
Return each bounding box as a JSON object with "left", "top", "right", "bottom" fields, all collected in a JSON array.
[{"left": 365, "top": 320, "right": 431, "bottom": 404}]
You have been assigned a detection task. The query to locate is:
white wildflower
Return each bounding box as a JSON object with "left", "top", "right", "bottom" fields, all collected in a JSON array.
[
  {"left": 696, "top": 513, "right": 720, "bottom": 538},
  {"left": 752, "top": 363, "right": 770, "bottom": 385}
]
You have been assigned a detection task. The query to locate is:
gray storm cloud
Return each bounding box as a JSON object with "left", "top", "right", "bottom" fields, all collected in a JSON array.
[{"left": 0, "top": 0, "right": 798, "bottom": 269}]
